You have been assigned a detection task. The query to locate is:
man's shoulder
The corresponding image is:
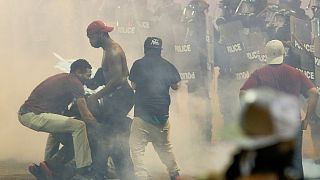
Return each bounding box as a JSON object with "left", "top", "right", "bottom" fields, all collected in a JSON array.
[
  {"left": 133, "top": 58, "right": 144, "bottom": 65},
  {"left": 280, "top": 64, "right": 302, "bottom": 74},
  {"left": 66, "top": 74, "right": 82, "bottom": 86},
  {"left": 110, "top": 42, "right": 125, "bottom": 55},
  {"left": 46, "top": 73, "right": 68, "bottom": 81}
]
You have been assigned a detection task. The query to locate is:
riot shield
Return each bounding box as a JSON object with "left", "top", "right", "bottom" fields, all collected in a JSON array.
[
  {"left": 110, "top": 2, "right": 154, "bottom": 62},
  {"left": 290, "top": 16, "right": 315, "bottom": 81},
  {"left": 172, "top": 25, "right": 203, "bottom": 93},
  {"left": 218, "top": 19, "right": 267, "bottom": 78}
]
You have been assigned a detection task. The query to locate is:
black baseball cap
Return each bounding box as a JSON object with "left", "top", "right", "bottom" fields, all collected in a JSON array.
[{"left": 144, "top": 37, "right": 162, "bottom": 49}]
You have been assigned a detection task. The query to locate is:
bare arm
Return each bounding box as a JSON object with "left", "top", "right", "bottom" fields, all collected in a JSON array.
[
  {"left": 76, "top": 97, "right": 96, "bottom": 124},
  {"left": 302, "top": 87, "right": 318, "bottom": 130}
]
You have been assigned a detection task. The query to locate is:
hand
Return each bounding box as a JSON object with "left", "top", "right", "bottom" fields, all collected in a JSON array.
[{"left": 301, "top": 119, "right": 309, "bottom": 130}]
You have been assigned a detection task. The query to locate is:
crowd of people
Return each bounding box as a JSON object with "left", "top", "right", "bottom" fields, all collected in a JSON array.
[{"left": 16, "top": 0, "right": 320, "bottom": 180}]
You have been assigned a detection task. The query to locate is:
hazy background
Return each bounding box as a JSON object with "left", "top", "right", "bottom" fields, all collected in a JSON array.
[{"left": 0, "top": 0, "right": 317, "bottom": 178}]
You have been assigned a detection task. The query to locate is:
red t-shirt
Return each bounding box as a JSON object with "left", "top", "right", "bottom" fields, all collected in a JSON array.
[
  {"left": 23, "top": 73, "right": 85, "bottom": 114},
  {"left": 241, "top": 64, "right": 315, "bottom": 97}
]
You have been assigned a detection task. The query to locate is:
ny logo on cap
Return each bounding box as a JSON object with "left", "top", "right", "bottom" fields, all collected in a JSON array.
[{"left": 151, "top": 39, "right": 160, "bottom": 46}]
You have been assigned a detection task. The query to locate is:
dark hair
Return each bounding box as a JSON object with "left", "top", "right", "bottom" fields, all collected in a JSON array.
[{"left": 70, "top": 59, "right": 92, "bottom": 73}]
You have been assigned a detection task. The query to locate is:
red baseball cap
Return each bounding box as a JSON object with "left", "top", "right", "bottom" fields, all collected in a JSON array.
[{"left": 87, "top": 20, "right": 114, "bottom": 35}]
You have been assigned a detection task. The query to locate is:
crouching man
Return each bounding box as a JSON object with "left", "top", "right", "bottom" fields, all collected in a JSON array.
[{"left": 18, "top": 59, "right": 97, "bottom": 179}]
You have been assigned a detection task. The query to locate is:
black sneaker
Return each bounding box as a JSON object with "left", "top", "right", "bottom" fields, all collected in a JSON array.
[{"left": 28, "top": 163, "right": 46, "bottom": 180}]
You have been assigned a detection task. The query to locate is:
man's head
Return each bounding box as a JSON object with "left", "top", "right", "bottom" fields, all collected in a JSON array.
[
  {"left": 70, "top": 59, "right": 92, "bottom": 84},
  {"left": 265, "top": 40, "right": 285, "bottom": 64},
  {"left": 144, "top": 37, "right": 162, "bottom": 54},
  {"left": 87, "top": 20, "right": 114, "bottom": 48}
]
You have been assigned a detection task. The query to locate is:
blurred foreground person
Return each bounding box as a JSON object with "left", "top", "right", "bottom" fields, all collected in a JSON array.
[
  {"left": 240, "top": 40, "right": 319, "bottom": 179},
  {"left": 129, "top": 37, "right": 181, "bottom": 180},
  {"left": 227, "top": 89, "right": 301, "bottom": 180},
  {"left": 18, "top": 59, "right": 97, "bottom": 179},
  {"left": 86, "top": 20, "right": 135, "bottom": 179}
]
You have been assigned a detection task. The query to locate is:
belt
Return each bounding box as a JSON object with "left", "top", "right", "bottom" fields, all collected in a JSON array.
[{"left": 18, "top": 105, "right": 32, "bottom": 116}]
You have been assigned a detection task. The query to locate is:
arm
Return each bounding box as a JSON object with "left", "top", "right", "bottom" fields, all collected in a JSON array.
[
  {"left": 129, "top": 61, "right": 139, "bottom": 91},
  {"left": 86, "top": 68, "right": 105, "bottom": 90},
  {"left": 169, "top": 64, "right": 181, "bottom": 91},
  {"left": 76, "top": 97, "right": 97, "bottom": 124},
  {"left": 302, "top": 87, "right": 318, "bottom": 130}
]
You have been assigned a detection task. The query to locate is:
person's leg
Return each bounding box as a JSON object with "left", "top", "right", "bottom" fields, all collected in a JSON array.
[
  {"left": 44, "top": 134, "right": 60, "bottom": 161},
  {"left": 44, "top": 133, "right": 76, "bottom": 179},
  {"left": 28, "top": 133, "right": 74, "bottom": 180},
  {"left": 89, "top": 122, "right": 110, "bottom": 179},
  {"left": 151, "top": 121, "right": 180, "bottom": 178},
  {"left": 129, "top": 117, "right": 149, "bottom": 180},
  {"left": 18, "top": 112, "right": 92, "bottom": 168},
  {"left": 111, "top": 119, "right": 135, "bottom": 180},
  {"left": 292, "top": 130, "right": 304, "bottom": 179}
]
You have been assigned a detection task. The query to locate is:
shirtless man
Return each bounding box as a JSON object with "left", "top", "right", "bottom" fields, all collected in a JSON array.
[
  {"left": 87, "top": 20, "right": 129, "bottom": 100},
  {"left": 86, "top": 20, "right": 134, "bottom": 180}
]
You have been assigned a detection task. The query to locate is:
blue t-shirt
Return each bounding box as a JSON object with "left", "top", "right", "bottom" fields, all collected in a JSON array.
[{"left": 129, "top": 54, "right": 181, "bottom": 125}]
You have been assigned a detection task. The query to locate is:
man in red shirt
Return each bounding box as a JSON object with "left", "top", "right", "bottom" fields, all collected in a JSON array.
[
  {"left": 18, "top": 59, "right": 97, "bottom": 179},
  {"left": 240, "top": 40, "right": 318, "bottom": 179}
]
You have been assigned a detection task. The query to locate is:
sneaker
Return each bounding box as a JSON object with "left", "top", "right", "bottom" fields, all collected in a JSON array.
[
  {"left": 28, "top": 163, "right": 45, "bottom": 180},
  {"left": 39, "top": 161, "right": 53, "bottom": 180}
]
